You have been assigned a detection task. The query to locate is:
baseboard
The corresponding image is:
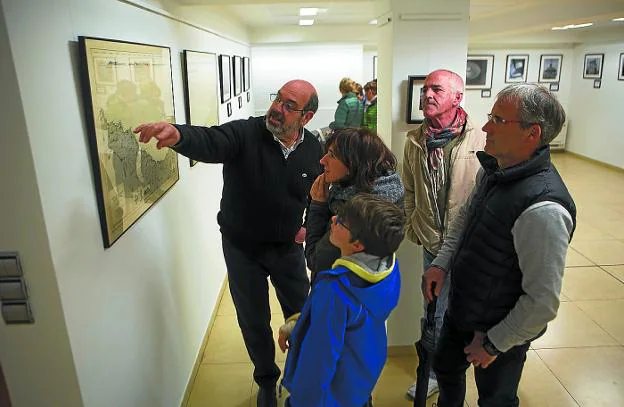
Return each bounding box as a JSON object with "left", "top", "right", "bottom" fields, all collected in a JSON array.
[
  {"left": 563, "top": 151, "right": 624, "bottom": 173},
  {"left": 180, "top": 277, "right": 229, "bottom": 407}
]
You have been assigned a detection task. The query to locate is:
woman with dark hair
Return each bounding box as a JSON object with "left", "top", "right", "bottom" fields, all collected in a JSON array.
[{"left": 305, "top": 127, "right": 404, "bottom": 280}]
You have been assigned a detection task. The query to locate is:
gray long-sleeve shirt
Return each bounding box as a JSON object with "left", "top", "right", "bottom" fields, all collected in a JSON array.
[{"left": 431, "top": 174, "right": 574, "bottom": 352}]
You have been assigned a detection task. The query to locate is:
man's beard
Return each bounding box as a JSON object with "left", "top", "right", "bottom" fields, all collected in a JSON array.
[{"left": 265, "top": 109, "right": 299, "bottom": 138}]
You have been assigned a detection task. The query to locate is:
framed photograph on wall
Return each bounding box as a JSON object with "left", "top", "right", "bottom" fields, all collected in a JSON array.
[
  {"left": 505, "top": 55, "right": 529, "bottom": 83},
  {"left": 466, "top": 55, "right": 494, "bottom": 90},
  {"left": 242, "top": 56, "right": 251, "bottom": 91},
  {"left": 406, "top": 75, "right": 426, "bottom": 124},
  {"left": 232, "top": 56, "right": 242, "bottom": 96},
  {"left": 538, "top": 54, "right": 562, "bottom": 83},
  {"left": 481, "top": 89, "right": 491, "bottom": 98},
  {"left": 218, "top": 54, "right": 231, "bottom": 103},
  {"left": 593, "top": 79, "right": 601, "bottom": 89},
  {"left": 549, "top": 82, "right": 559, "bottom": 92},
  {"left": 583, "top": 53, "right": 604, "bottom": 79},
  {"left": 227, "top": 102, "right": 232, "bottom": 117},
  {"left": 183, "top": 50, "right": 220, "bottom": 168},
  {"left": 78, "top": 36, "right": 179, "bottom": 248},
  {"left": 618, "top": 53, "right": 624, "bottom": 81}
]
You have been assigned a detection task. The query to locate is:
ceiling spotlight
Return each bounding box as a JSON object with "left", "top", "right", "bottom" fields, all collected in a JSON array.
[
  {"left": 612, "top": 17, "right": 624, "bottom": 22},
  {"left": 369, "top": 19, "right": 378, "bottom": 25},
  {"left": 299, "top": 19, "right": 315, "bottom": 26},
  {"left": 552, "top": 22, "right": 593, "bottom": 30},
  {"left": 300, "top": 8, "right": 318, "bottom": 16}
]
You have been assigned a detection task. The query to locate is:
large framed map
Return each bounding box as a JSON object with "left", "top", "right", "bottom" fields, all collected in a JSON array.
[
  {"left": 182, "top": 50, "right": 220, "bottom": 167},
  {"left": 78, "top": 36, "right": 179, "bottom": 248}
]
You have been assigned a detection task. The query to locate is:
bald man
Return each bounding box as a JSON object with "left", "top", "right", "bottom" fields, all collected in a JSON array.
[
  {"left": 401, "top": 69, "right": 485, "bottom": 400},
  {"left": 134, "top": 80, "right": 323, "bottom": 407}
]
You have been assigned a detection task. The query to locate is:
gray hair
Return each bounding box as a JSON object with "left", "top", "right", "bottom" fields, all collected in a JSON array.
[{"left": 496, "top": 84, "right": 566, "bottom": 146}]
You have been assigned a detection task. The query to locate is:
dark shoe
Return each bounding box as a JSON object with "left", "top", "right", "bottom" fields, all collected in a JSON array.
[{"left": 257, "top": 385, "right": 277, "bottom": 407}]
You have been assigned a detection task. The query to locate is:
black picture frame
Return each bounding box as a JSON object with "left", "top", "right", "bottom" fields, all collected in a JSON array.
[
  {"left": 183, "top": 50, "right": 220, "bottom": 168},
  {"left": 549, "top": 82, "right": 560, "bottom": 92},
  {"left": 466, "top": 55, "right": 494, "bottom": 90},
  {"left": 227, "top": 102, "right": 232, "bottom": 117},
  {"left": 593, "top": 79, "right": 601, "bottom": 89},
  {"left": 481, "top": 89, "right": 491, "bottom": 98},
  {"left": 242, "top": 56, "right": 251, "bottom": 91},
  {"left": 247, "top": 92, "right": 250, "bottom": 102},
  {"left": 78, "top": 36, "right": 179, "bottom": 248},
  {"left": 618, "top": 53, "right": 624, "bottom": 81},
  {"left": 406, "top": 75, "right": 426, "bottom": 124},
  {"left": 232, "top": 56, "right": 242, "bottom": 96},
  {"left": 538, "top": 54, "right": 563, "bottom": 83},
  {"left": 218, "top": 54, "right": 231, "bottom": 103},
  {"left": 505, "top": 54, "right": 529, "bottom": 83},
  {"left": 238, "top": 95, "right": 242, "bottom": 109},
  {"left": 583, "top": 53, "right": 604, "bottom": 79}
]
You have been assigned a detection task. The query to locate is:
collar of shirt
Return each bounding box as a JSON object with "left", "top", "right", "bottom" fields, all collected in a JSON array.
[{"left": 273, "top": 128, "right": 305, "bottom": 159}]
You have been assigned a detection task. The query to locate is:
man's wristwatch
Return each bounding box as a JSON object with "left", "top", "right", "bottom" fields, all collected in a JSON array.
[{"left": 482, "top": 335, "right": 501, "bottom": 356}]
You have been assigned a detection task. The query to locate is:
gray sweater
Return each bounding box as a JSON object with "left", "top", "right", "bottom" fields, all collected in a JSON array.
[{"left": 432, "top": 182, "right": 574, "bottom": 352}]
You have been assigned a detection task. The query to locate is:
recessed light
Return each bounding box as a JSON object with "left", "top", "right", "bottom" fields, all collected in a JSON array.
[
  {"left": 300, "top": 8, "right": 318, "bottom": 16},
  {"left": 369, "top": 19, "right": 378, "bottom": 25},
  {"left": 552, "top": 22, "right": 593, "bottom": 30},
  {"left": 299, "top": 19, "right": 314, "bottom": 26},
  {"left": 613, "top": 17, "right": 624, "bottom": 22}
]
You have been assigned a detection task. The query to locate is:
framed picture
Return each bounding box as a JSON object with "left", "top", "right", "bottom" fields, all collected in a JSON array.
[
  {"left": 78, "top": 36, "right": 179, "bottom": 248},
  {"left": 238, "top": 95, "right": 242, "bottom": 109},
  {"left": 227, "top": 102, "right": 232, "bottom": 117},
  {"left": 406, "top": 75, "right": 426, "bottom": 124},
  {"left": 218, "top": 55, "right": 231, "bottom": 103},
  {"left": 242, "top": 56, "right": 251, "bottom": 91},
  {"left": 549, "top": 82, "right": 560, "bottom": 92},
  {"left": 232, "top": 56, "right": 242, "bottom": 96},
  {"left": 183, "top": 50, "right": 220, "bottom": 168},
  {"left": 505, "top": 54, "right": 529, "bottom": 83},
  {"left": 466, "top": 55, "right": 494, "bottom": 89},
  {"left": 247, "top": 92, "right": 250, "bottom": 102},
  {"left": 538, "top": 54, "right": 562, "bottom": 83},
  {"left": 373, "top": 55, "right": 378, "bottom": 79},
  {"left": 269, "top": 93, "right": 277, "bottom": 101},
  {"left": 481, "top": 89, "right": 491, "bottom": 98},
  {"left": 593, "top": 79, "right": 601, "bottom": 89},
  {"left": 583, "top": 53, "right": 604, "bottom": 79},
  {"left": 618, "top": 53, "right": 624, "bottom": 81}
]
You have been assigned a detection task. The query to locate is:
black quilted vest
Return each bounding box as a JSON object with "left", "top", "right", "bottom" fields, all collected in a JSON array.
[{"left": 448, "top": 146, "right": 576, "bottom": 332}]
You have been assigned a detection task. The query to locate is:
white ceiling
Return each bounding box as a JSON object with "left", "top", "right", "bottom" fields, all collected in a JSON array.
[{"left": 173, "top": 0, "right": 624, "bottom": 45}]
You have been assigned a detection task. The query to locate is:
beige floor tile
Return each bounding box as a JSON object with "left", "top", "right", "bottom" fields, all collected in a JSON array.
[
  {"left": 537, "top": 347, "right": 624, "bottom": 407},
  {"left": 576, "top": 300, "right": 624, "bottom": 345},
  {"left": 573, "top": 220, "right": 616, "bottom": 241},
  {"left": 571, "top": 239, "right": 624, "bottom": 266},
  {"left": 565, "top": 248, "right": 594, "bottom": 267},
  {"left": 218, "top": 289, "right": 238, "bottom": 316},
  {"left": 532, "top": 302, "right": 617, "bottom": 349},
  {"left": 202, "top": 315, "right": 249, "bottom": 363},
  {"left": 463, "top": 351, "right": 578, "bottom": 407},
  {"left": 187, "top": 362, "right": 254, "bottom": 407},
  {"left": 603, "top": 265, "right": 624, "bottom": 284},
  {"left": 561, "top": 266, "right": 624, "bottom": 300}
]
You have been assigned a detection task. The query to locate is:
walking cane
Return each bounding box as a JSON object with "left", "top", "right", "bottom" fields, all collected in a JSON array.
[{"left": 414, "top": 283, "right": 437, "bottom": 407}]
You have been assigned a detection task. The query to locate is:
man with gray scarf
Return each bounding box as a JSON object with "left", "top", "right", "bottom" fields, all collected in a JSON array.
[{"left": 401, "top": 69, "right": 485, "bottom": 400}]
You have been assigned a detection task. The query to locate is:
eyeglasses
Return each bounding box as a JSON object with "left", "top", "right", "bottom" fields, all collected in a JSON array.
[
  {"left": 273, "top": 94, "right": 305, "bottom": 114},
  {"left": 334, "top": 216, "right": 350, "bottom": 231},
  {"left": 486, "top": 113, "right": 525, "bottom": 125}
]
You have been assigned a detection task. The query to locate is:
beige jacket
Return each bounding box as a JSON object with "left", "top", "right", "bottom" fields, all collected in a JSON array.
[{"left": 401, "top": 118, "right": 486, "bottom": 254}]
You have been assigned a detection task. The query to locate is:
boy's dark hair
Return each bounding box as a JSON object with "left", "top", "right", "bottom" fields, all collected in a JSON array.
[
  {"left": 325, "top": 127, "right": 397, "bottom": 192},
  {"left": 338, "top": 193, "right": 405, "bottom": 257}
]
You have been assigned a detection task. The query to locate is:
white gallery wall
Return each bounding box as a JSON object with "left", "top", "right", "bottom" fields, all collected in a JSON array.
[
  {"left": 567, "top": 42, "right": 624, "bottom": 169},
  {"left": 463, "top": 47, "right": 575, "bottom": 134},
  {"left": 0, "top": 0, "right": 252, "bottom": 406},
  {"left": 251, "top": 44, "right": 364, "bottom": 130}
]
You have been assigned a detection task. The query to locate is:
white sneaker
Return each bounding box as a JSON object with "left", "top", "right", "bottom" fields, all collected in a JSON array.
[{"left": 405, "top": 379, "right": 439, "bottom": 400}]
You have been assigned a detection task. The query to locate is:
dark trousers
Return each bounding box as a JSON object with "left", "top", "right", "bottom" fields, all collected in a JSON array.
[
  {"left": 222, "top": 236, "right": 310, "bottom": 387},
  {"left": 433, "top": 316, "right": 530, "bottom": 407}
]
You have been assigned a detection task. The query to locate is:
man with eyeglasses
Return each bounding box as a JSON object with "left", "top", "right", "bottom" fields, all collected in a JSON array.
[
  {"left": 401, "top": 69, "right": 485, "bottom": 400},
  {"left": 134, "top": 79, "right": 323, "bottom": 407},
  {"left": 422, "top": 84, "right": 576, "bottom": 407}
]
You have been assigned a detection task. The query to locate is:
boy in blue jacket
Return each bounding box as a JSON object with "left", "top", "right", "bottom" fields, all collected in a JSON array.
[{"left": 278, "top": 193, "right": 405, "bottom": 407}]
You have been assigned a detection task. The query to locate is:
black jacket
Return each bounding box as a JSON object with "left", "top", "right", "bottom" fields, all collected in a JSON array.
[
  {"left": 449, "top": 146, "right": 576, "bottom": 332},
  {"left": 173, "top": 116, "right": 323, "bottom": 253}
]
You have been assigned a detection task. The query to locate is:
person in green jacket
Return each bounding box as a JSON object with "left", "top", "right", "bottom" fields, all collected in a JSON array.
[
  {"left": 329, "top": 77, "right": 363, "bottom": 129},
  {"left": 363, "top": 80, "right": 378, "bottom": 131}
]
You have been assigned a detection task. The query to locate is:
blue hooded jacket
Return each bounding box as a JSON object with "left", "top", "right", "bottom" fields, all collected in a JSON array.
[{"left": 281, "top": 254, "right": 401, "bottom": 407}]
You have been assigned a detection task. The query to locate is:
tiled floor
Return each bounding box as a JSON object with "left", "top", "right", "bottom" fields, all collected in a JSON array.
[{"left": 186, "top": 153, "right": 624, "bottom": 407}]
